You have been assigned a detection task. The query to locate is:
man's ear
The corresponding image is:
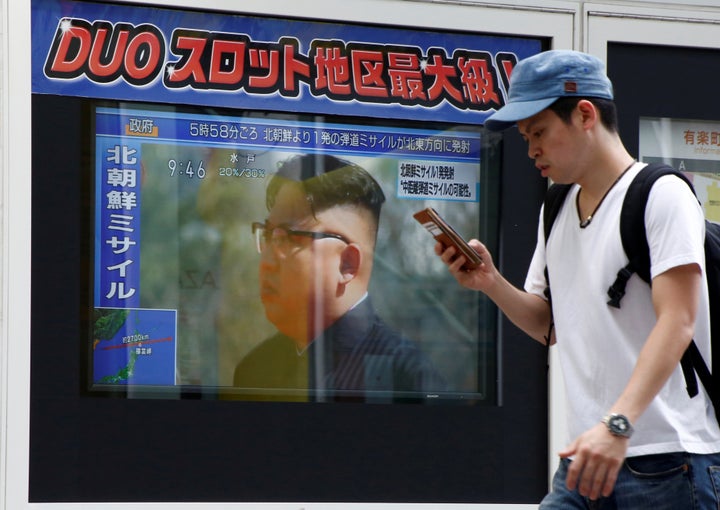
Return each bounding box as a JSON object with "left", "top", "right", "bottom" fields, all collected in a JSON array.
[
  {"left": 576, "top": 99, "right": 598, "bottom": 128},
  {"left": 339, "top": 243, "right": 362, "bottom": 283}
]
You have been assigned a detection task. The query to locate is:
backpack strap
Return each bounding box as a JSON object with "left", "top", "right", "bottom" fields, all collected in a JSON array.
[
  {"left": 543, "top": 183, "right": 573, "bottom": 302},
  {"left": 684, "top": 342, "right": 706, "bottom": 400},
  {"left": 543, "top": 183, "right": 573, "bottom": 247},
  {"left": 607, "top": 162, "right": 693, "bottom": 305},
  {"left": 542, "top": 183, "right": 573, "bottom": 367},
  {"left": 612, "top": 162, "right": 702, "bottom": 398}
]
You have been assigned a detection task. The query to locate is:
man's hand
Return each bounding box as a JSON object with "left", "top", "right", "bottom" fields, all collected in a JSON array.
[
  {"left": 559, "top": 423, "right": 628, "bottom": 500},
  {"left": 434, "top": 239, "right": 554, "bottom": 344},
  {"left": 435, "top": 239, "right": 498, "bottom": 293}
]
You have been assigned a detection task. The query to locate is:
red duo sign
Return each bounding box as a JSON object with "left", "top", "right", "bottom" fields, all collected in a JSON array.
[{"left": 44, "top": 18, "right": 517, "bottom": 112}]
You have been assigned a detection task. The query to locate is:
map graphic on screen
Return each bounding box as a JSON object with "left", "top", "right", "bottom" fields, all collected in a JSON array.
[{"left": 93, "top": 308, "right": 177, "bottom": 385}]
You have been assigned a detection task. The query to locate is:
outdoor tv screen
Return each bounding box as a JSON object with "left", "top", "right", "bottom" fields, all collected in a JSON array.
[{"left": 87, "top": 101, "right": 500, "bottom": 404}]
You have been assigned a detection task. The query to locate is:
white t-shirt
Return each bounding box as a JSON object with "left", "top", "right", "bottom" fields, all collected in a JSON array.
[{"left": 525, "top": 162, "right": 720, "bottom": 456}]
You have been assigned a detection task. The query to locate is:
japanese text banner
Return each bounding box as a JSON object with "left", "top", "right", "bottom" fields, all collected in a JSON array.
[{"left": 31, "top": 0, "right": 541, "bottom": 124}]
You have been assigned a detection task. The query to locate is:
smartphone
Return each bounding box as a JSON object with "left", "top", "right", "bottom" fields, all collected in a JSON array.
[{"left": 413, "top": 207, "right": 482, "bottom": 270}]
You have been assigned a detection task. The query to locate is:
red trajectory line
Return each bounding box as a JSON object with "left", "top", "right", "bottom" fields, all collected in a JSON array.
[{"left": 100, "top": 336, "right": 173, "bottom": 350}]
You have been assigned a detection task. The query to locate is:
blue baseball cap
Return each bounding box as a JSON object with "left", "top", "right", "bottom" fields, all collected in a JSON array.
[{"left": 484, "top": 50, "right": 614, "bottom": 131}]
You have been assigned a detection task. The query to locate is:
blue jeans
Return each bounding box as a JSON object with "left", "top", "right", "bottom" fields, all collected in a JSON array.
[{"left": 539, "top": 452, "right": 720, "bottom": 509}]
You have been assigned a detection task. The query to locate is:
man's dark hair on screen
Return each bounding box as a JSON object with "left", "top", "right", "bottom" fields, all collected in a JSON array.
[{"left": 265, "top": 154, "right": 386, "bottom": 234}]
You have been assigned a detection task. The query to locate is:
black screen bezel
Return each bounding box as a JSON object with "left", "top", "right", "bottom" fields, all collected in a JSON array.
[{"left": 30, "top": 93, "right": 548, "bottom": 504}]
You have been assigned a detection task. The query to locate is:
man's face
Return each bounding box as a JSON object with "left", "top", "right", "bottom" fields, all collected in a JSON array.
[
  {"left": 517, "top": 106, "right": 589, "bottom": 184},
  {"left": 258, "top": 182, "right": 352, "bottom": 344}
]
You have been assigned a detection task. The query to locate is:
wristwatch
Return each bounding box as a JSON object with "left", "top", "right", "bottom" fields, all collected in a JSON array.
[{"left": 602, "top": 413, "right": 634, "bottom": 438}]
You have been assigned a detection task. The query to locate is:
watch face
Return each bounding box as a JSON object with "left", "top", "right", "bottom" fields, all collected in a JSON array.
[{"left": 608, "top": 415, "right": 632, "bottom": 437}]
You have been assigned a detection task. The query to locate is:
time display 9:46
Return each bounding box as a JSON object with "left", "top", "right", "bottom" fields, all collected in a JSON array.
[{"left": 168, "top": 159, "right": 206, "bottom": 179}]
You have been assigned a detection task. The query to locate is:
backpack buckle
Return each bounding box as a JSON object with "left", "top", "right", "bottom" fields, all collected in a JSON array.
[{"left": 607, "top": 266, "right": 634, "bottom": 308}]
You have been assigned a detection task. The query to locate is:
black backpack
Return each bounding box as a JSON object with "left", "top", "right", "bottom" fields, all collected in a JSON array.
[{"left": 543, "top": 162, "right": 720, "bottom": 422}]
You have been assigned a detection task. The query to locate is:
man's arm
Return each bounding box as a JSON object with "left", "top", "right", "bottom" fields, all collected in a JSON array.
[
  {"left": 560, "top": 262, "right": 701, "bottom": 499},
  {"left": 437, "top": 239, "right": 553, "bottom": 345}
]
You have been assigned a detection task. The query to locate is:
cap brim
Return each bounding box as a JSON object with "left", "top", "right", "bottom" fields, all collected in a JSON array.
[{"left": 484, "top": 97, "right": 558, "bottom": 131}]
